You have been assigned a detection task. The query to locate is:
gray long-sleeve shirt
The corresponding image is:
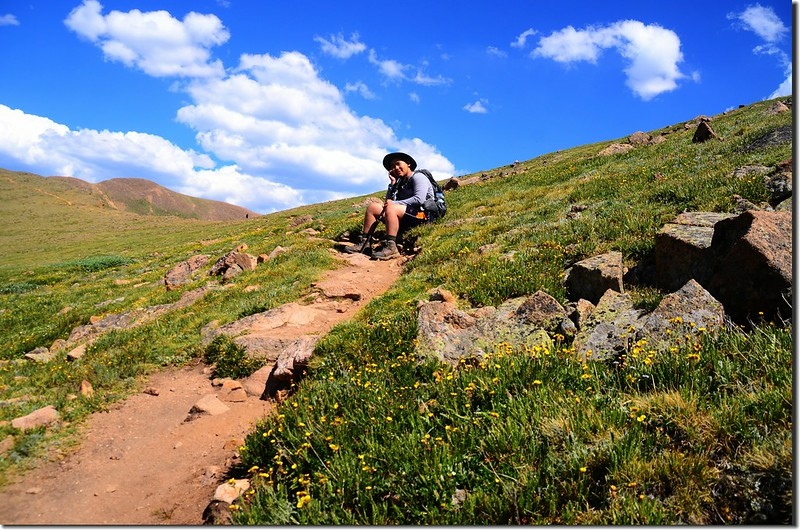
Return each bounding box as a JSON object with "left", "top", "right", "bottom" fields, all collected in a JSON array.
[{"left": 391, "top": 171, "right": 433, "bottom": 208}]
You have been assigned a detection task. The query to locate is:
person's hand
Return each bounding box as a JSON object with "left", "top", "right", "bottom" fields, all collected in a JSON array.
[{"left": 388, "top": 174, "right": 396, "bottom": 185}]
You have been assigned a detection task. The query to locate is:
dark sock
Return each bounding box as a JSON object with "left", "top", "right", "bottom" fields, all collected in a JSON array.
[{"left": 386, "top": 235, "right": 396, "bottom": 243}]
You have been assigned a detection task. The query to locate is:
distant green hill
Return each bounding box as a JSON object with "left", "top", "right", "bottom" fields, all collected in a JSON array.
[
  {"left": 0, "top": 171, "right": 259, "bottom": 268},
  {"left": 5, "top": 172, "right": 258, "bottom": 221}
]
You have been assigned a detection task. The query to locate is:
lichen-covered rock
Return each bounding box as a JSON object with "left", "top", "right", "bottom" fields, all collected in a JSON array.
[
  {"left": 636, "top": 279, "right": 726, "bottom": 352},
  {"left": 572, "top": 290, "right": 644, "bottom": 362},
  {"left": 514, "top": 291, "right": 575, "bottom": 338},
  {"left": 416, "top": 294, "right": 563, "bottom": 365}
]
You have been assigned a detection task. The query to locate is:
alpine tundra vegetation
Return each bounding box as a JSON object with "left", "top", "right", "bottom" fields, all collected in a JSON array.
[{"left": 0, "top": 97, "right": 792, "bottom": 525}]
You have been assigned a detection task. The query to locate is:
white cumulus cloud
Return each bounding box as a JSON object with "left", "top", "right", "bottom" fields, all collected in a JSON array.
[
  {"left": 0, "top": 13, "right": 19, "bottom": 26},
  {"left": 345, "top": 81, "right": 377, "bottom": 100},
  {"left": 0, "top": 103, "right": 301, "bottom": 213},
  {"left": 511, "top": 28, "right": 536, "bottom": 49},
  {"left": 463, "top": 99, "right": 489, "bottom": 114},
  {"left": 532, "top": 20, "right": 686, "bottom": 100},
  {"left": 64, "top": 0, "right": 229, "bottom": 78},
  {"left": 0, "top": 2, "right": 459, "bottom": 213},
  {"left": 315, "top": 32, "right": 367, "bottom": 59},
  {"left": 730, "top": 4, "right": 788, "bottom": 43},
  {"left": 729, "top": 4, "right": 791, "bottom": 99}
]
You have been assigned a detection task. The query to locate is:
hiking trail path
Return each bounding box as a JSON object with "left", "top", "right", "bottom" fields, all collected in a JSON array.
[{"left": 0, "top": 250, "right": 404, "bottom": 525}]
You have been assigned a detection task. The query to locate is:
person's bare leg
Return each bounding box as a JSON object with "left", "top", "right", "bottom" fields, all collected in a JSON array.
[
  {"left": 384, "top": 203, "right": 406, "bottom": 237},
  {"left": 372, "top": 203, "right": 406, "bottom": 260},
  {"left": 362, "top": 202, "right": 384, "bottom": 232}
]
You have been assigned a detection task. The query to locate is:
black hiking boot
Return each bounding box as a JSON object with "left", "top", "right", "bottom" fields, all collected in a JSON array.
[
  {"left": 342, "top": 235, "right": 367, "bottom": 254},
  {"left": 372, "top": 240, "right": 400, "bottom": 260}
]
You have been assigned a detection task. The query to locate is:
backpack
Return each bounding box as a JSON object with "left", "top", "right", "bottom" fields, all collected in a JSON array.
[{"left": 415, "top": 169, "right": 447, "bottom": 221}]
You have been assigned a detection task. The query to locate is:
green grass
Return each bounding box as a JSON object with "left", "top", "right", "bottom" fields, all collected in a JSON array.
[
  {"left": 0, "top": 97, "right": 792, "bottom": 522},
  {"left": 205, "top": 335, "right": 267, "bottom": 379}
]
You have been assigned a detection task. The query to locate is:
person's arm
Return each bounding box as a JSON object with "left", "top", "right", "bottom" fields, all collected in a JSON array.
[{"left": 392, "top": 172, "right": 431, "bottom": 206}]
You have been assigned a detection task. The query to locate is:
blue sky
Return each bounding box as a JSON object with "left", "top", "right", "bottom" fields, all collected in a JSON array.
[{"left": 0, "top": 1, "right": 793, "bottom": 214}]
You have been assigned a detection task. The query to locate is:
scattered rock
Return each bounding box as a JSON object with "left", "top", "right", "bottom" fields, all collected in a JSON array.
[
  {"left": 79, "top": 380, "right": 94, "bottom": 398},
  {"left": 291, "top": 215, "right": 313, "bottom": 227},
  {"left": 186, "top": 395, "right": 230, "bottom": 422},
  {"left": 452, "top": 488, "right": 468, "bottom": 506},
  {"left": 65, "top": 286, "right": 212, "bottom": 349},
  {"left": 11, "top": 405, "right": 60, "bottom": 432},
  {"left": 571, "top": 299, "right": 596, "bottom": 331},
  {"left": 257, "top": 245, "right": 288, "bottom": 264},
  {"left": 240, "top": 365, "right": 271, "bottom": 398},
  {"left": 202, "top": 499, "right": 232, "bottom": 525},
  {"left": 572, "top": 290, "right": 644, "bottom": 362},
  {"left": 218, "top": 380, "right": 248, "bottom": 403},
  {"left": 264, "top": 337, "right": 318, "bottom": 398},
  {"left": 164, "top": 255, "right": 210, "bottom": 291},
  {"left": 706, "top": 210, "right": 792, "bottom": 323},
  {"left": 213, "top": 479, "right": 250, "bottom": 504},
  {"left": 731, "top": 194, "right": 763, "bottom": 214},
  {"left": 416, "top": 294, "right": 557, "bottom": 365},
  {"left": 766, "top": 100, "right": 790, "bottom": 115},
  {"left": 636, "top": 279, "right": 725, "bottom": 352},
  {"left": 443, "top": 178, "right": 460, "bottom": 190},
  {"left": 655, "top": 212, "right": 735, "bottom": 292},
  {"left": 24, "top": 347, "right": 55, "bottom": 363},
  {"left": 764, "top": 158, "right": 792, "bottom": 207},
  {"left": 514, "top": 291, "right": 575, "bottom": 338},
  {"left": 427, "top": 287, "right": 457, "bottom": 303},
  {"left": 598, "top": 143, "right": 634, "bottom": 156},
  {"left": 66, "top": 344, "right": 86, "bottom": 362},
  {"left": 628, "top": 131, "right": 650, "bottom": 145},
  {"left": 209, "top": 251, "right": 257, "bottom": 281},
  {"left": 0, "top": 435, "right": 15, "bottom": 455},
  {"left": 692, "top": 121, "right": 720, "bottom": 143}
]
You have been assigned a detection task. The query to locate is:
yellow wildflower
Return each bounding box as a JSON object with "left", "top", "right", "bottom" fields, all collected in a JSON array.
[{"left": 296, "top": 493, "right": 312, "bottom": 509}]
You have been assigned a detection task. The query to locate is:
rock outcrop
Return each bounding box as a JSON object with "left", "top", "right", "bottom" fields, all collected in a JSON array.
[
  {"left": 416, "top": 202, "right": 791, "bottom": 364},
  {"left": 705, "top": 210, "right": 792, "bottom": 323}
]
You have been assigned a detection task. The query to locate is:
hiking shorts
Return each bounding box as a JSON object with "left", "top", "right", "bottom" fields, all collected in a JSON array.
[{"left": 401, "top": 206, "right": 427, "bottom": 230}]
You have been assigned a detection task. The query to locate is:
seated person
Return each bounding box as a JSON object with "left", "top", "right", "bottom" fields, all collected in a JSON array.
[{"left": 345, "top": 151, "right": 433, "bottom": 260}]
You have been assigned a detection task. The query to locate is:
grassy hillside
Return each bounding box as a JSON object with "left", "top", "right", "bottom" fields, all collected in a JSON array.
[
  {"left": 94, "top": 177, "right": 258, "bottom": 221},
  {"left": 0, "top": 97, "right": 792, "bottom": 524},
  {"left": 0, "top": 172, "right": 256, "bottom": 268}
]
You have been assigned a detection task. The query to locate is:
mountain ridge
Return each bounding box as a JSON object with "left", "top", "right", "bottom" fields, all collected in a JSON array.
[{"left": 21, "top": 172, "right": 259, "bottom": 221}]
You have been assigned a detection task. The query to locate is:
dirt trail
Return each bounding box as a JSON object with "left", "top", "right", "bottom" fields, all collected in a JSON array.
[{"left": 0, "top": 250, "right": 404, "bottom": 525}]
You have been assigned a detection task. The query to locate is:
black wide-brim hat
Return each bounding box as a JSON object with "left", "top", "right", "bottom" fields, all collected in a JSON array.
[{"left": 383, "top": 152, "right": 417, "bottom": 171}]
